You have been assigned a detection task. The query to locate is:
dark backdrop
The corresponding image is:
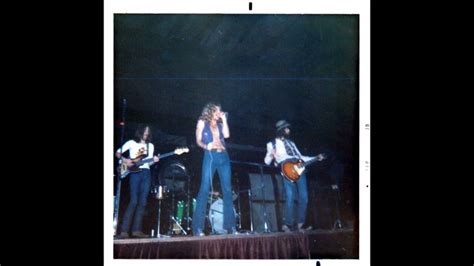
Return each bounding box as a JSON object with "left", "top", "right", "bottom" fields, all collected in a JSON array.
[{"left": 113, "top": 14, "right": 359, "bottom": 235}]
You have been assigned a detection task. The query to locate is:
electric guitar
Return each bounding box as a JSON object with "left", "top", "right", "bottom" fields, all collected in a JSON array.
[
  {"left": 120, "top": 147, "right": 189, "bottom": 179},
  {"left": 280, "top": 153, "right": 326, "bottom": 182}
]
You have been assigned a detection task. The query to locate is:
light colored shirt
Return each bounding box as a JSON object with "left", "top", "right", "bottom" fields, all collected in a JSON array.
[
  {"left": 116, "top": 140, "right": 154, "bottom": 169},
  {"left": 264, "top": 138, "right": 314, "bottom": 165}
]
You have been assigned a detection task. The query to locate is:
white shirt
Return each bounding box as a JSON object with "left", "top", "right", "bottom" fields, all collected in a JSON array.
[
  {"left": 117, "top": 140, "right": 154, "bottom": 169},
  {"left": 264, "top": 138, "right": 314, "bottom": 165}
]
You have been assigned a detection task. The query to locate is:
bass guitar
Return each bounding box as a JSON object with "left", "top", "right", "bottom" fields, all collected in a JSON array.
[{"left": 120, "top": 147, "right": 189, "bottom": 179}]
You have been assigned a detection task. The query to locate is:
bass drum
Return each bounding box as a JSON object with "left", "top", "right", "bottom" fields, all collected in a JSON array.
[{"left": 208, "top": 198, "right": 236, "bottom": 234}]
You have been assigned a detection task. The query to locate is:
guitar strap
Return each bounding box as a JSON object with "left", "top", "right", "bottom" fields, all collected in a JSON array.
[
  {"left": 289, "top": 140, "right": 303, "bottom": 160},
  {"left": 272, "top": 138, "right": 303, "bottom": 162},
  {"left": 271, "top": 139, "right": 279, "bottom": 167},
  {"left": 284, "top": 139, "right": 302, "bottom": 160},
  {"left": 146, "top": 143, "right": 150, "bottom": 168}
]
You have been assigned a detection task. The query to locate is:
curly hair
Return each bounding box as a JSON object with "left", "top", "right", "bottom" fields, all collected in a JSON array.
[{"left": 199, "top": 102, "right": 221, "bottom": 123}]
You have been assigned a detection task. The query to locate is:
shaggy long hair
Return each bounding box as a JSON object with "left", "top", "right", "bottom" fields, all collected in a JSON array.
[
  {"left": 198, "top": 102, "right": 221, "bottom": 123},
  {"left": 133, "top": 124, "right": 152, "bottom": 143}
]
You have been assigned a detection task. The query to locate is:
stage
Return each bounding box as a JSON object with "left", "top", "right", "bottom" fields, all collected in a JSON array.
[{"left": 114, "top": 228, "right": 357, "bottom": 259}]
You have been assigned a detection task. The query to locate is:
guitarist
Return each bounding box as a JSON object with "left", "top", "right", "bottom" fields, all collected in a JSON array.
[
  {"left": 264, "top": 120, "right": 319, "bottom": 233},
  {"left": 115, "top": 124, "right": 159, "bottom": 238}
]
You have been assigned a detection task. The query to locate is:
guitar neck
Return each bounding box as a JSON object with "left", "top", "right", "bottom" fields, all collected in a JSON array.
[
  {"left": 301, "top": 156, "right": 322, "bottom": 167},
  {"left": 135, "top": 151, "right": 176, "bottom": 166},
  {"left": 301, "top": 158, "right": 316, "bottom": 167},
  {"left": 158, "top": 151, "right": 177, "bottom": 159}
]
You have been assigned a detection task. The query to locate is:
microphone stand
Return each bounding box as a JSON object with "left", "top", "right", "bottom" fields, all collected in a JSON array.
[
  {"left": 259, "top": 165, "right": 271, "bottom": 233},
  {"left": 113, "top": 99, "right": 126, "bottom": 237}
]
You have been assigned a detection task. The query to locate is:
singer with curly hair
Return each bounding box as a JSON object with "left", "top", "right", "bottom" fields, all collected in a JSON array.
[{"left": 191, "top": 102, "right": 237, "bottom": 236}]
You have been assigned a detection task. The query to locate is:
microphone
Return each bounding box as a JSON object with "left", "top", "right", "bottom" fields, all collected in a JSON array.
[{"left": 219, "top": 112, "right": 228, "bottom": 123}]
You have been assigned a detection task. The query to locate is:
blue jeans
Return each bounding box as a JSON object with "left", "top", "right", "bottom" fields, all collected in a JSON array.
[
  {"left": 192, "top": 151, "right": 235, "bottom": 233},
  {"left": 121, "top": 169, "right": 151, "bottom": 233},
  {"left": 282, "top": 173, "right": 309, "bottom": 227}
]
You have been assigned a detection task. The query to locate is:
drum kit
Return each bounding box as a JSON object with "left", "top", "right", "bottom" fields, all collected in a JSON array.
[
  {"left": 150, "top": 161, "right": 241, "bottom": 237},
  {"left": 208, "top": 197, "right": 238, "bottom": 234},
  {"left": 150, "top": 162, "right": 192, "bottom": 236},
  {"left": 205, "top": 190, "right": 239, "bottom": 234}
]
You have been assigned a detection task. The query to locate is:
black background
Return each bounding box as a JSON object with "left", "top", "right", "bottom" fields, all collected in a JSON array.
[{"left": 2, "top": 0, "right": 457, "bottom": 265}]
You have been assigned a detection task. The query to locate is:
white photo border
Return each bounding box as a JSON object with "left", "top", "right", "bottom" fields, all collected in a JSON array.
[{"left": 104, "top": 1, "right": 370, "bottom": 265}]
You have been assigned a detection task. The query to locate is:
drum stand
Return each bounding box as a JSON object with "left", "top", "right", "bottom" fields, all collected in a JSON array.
[
  {"left": 170, "top": 216, "right": 188, "bottom": 235},
  {"left": 167, "top": 188, "right": 176, "bottom": 235},
  {"left": 154, "top": 186, "right": 170, "bottom": 238},
  {"left": 167, "top": 188, "right": 188, "bottom": 235},
  {"left": 155, "top": 199, "right": 170, "bottom": 238}
]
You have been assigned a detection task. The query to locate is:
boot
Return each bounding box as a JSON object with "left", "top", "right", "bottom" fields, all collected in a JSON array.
[
  {"left": 282, "top": 224, "right": 292, "bottom": 233},
  {"left": 297, "top": 223, "right": 312, "bottom": 233},
  {"left": 131, "top": 231, "right": 149, "bottom": 238},
  {"left": 117, "top": 231, "right": 129, "bottom": 239}
]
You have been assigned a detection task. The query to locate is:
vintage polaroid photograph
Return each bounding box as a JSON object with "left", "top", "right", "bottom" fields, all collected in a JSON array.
[{"left": 104, "top": 1, "right": 370, "bottom": 265}]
